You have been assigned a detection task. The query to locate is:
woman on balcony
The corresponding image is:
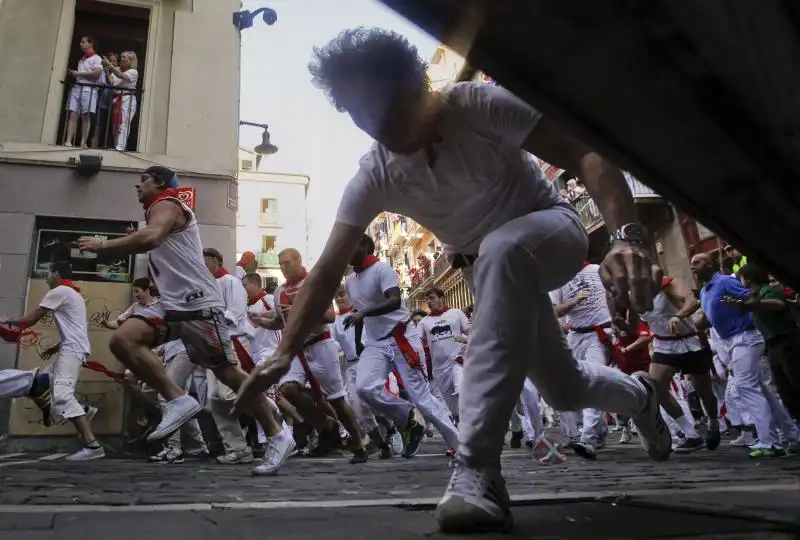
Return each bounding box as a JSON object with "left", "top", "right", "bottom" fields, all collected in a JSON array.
[{"left": 103, "top": 51, "right": 139, "bottom": 152}]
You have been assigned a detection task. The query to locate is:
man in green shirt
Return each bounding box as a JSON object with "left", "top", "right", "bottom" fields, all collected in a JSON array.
[{"left": 731, "top": 264, "right": 800, "bottom": 421}]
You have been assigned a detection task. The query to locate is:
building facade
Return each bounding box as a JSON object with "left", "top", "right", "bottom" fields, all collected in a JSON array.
[
  {"left": 236, "top": 147, "right": 310, "bottom": 284},
  {"left": 0, "top": 0, "right": 242, "bottom": 448}
]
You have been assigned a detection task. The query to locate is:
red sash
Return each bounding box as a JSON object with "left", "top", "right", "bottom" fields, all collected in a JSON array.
[
  {"left": 569, "top": 321, "right": 626, "bottom": 367},
  {"left": 392, "top": 322, "right": 421, "bottom": 370},
  {"left": 232, "top": 336, "right": 255, "bottom": 373}
]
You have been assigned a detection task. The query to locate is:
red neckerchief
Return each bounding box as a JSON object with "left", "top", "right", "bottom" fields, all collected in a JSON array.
[
  {"left": 82, "top": 50, "right": 97, "bottom": 60},
  {"left": 337, "top": 305, "right": 354, "bottom": 316},
  {"left": 582, "top": 261, "right": 590, "bottom": 268},
  {"left": 142, "top": 188, "right": 180, "bottom": 211},
  {"left": 59, "top": 279, "right": 80, "bottom": 293},
  {"left": 354, "top": 255, "right": 379, "bottom": 274},
  {"left": 661, "top": 276, "right": 674, "bottom": 288},
  {"left": 284, "top": 268, "right": 308, "bottom": 287},
  {"left": 248, "top": 290, "right": 268, "bottom": 307},
  {"left": 429, "top": 306, "right": 450, "bottom": 316},
  {"left": 213, "top": 267, "right": 229, "bottom": 279}
]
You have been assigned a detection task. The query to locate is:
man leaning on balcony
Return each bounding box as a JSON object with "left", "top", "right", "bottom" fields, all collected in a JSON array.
[{"left": 65, "top": 36, "right": 103, "bottom": 148}]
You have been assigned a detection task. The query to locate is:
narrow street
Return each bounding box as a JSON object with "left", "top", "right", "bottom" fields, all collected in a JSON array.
[{"left": 0, "top": 435, "right": 798, "bottom": 539}]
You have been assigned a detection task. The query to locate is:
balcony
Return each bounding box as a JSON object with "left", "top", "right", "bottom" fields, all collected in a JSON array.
[
  {"left": 571, "top": 173, "right": 661, "bottom": 232},
  {"left": 57, "top": 81, "right": 143, "bottom": 152},
  {"left": 259, "top": 211, "right": 281, "bottom": 227},
  {"left": 258, "top": 251, "right": 279, "bottom": 268}
]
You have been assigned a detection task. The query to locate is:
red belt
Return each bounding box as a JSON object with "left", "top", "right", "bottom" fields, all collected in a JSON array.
[
  {"left": 296, "top": 331, "right": 332, "bottom": 403},
  {"left": 570, "top": 322, "right": 625, "bottom": 366}
]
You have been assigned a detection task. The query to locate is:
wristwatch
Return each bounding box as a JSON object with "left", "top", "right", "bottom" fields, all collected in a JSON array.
[{"left": 610, "top": 223, "right": 648, "bottom": 245}]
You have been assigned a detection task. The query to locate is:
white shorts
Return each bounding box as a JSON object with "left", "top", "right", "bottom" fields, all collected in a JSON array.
[
  {"left": 68, "top": 86, "right": 99, "bottom": 115},
  {"left": 279, "top": 338, "right": 347, "bottom": 401}
]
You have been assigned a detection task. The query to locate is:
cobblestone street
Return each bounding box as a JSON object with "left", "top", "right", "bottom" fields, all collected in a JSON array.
[{"left": 0, "top": 434, "right": 798, "bottom": 538}]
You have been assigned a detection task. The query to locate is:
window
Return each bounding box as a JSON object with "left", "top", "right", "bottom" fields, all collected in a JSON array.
[
  {"left": 241, "top": 159, "right": 254, "bottom": 171},
  {"left": 260, "top": 198, "right": 280, "bottom": 226},
  {"left": 261, "top": 235, "right": 277, "bottom": 253},
  {"left": 57, "top": 0, "right": 150, "bottom": 151}
]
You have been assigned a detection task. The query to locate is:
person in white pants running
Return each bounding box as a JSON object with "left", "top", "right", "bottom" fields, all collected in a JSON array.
[{"left": 235, "top": 28, "right": 671, "bottom": 534}]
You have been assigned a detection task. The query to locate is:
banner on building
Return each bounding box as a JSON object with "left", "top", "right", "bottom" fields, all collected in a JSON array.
[{"left": 176, "top": 187, "right": 196, "bottom": 210}]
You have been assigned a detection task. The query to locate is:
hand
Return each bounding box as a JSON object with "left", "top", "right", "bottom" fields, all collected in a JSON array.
[
  {"left": 343, "top": 312, "right": 364, "bottom": 329},
  {"left": 126, "top": 225, "right": 136, "bottom": 235},
  {"left": 600, "top": 240, "right": 661, "bottom": 314},
  {"left": 619, "top": 346, "right": 628, "bottom": 355},
  {"left": 667, "top": 316, "right": 683, "bottom": 336},
  {"left": 77, "top": 236, "right": 104, "bottom": 253},
  {"left": 69, "top": 69, "right": 78, "bottom": 77},
  {"left": 233, "top": 351, "right": 293, "bottom": 416},
  {"left": 101, "top": 57, "right": 110, "bottom": 67},
  {"left": 453, "top": 335, "right": 469, "bottom": 344}
]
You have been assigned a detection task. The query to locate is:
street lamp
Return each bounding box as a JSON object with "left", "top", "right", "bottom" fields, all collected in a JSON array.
[
  {"left": 232, "top": 7, "right": 277, "bottom": 30},
  {"left": 240, "top": 121, "right": 278, "bottom": 156}
]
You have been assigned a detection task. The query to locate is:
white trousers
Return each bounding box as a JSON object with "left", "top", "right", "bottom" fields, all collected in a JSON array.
[
  {"left": 716, "top": 329, "right": 775, "bottom": 448},
  {"left": 519, "top": 378, "right": 544, "bottom": 443},
  {"left": 49, "top": 351, "right": 87, "bottom": 423},
  {"left": 459, "top": 205, "right": 648, "bottom": 468},
  {"left": 114, "top": 94, "right": 137, "bottom": 151},
  {"left": 433, "top": 360, "right": 463, "bottom": 418},
  {"left": 161, "top": 350, "right": 206, "bottom": 451},
  {"left": 356, "top": 331, "right": 459, "bottom": 449},
  {"left": 0, "top": 369, "right": 35, "bottom": 398},
  {"left": 344, "top": 359, "right": 378, "bottom": 431},
  {"left": 567, "top": 331, "right": 610, "bottom": 444},
  {"left": 279, "top": 339, "right": 347, "bottom": 401}
]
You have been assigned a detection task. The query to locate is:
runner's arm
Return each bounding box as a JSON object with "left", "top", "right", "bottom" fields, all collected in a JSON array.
[
  {"left": 5, "top": 306, "right": 49, "bottom": 328},
  {"left": 87, "top": 202, "right": 182, "bottom": 255}
]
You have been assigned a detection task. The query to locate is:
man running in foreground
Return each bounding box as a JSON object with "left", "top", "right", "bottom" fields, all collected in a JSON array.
[{"left": 236, "top": 28, "right": 671, "bottom": 532}]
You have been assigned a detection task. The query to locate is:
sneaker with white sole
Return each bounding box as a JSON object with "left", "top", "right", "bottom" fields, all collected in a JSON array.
[
  {"left": 148, "top": 394, "right": 201, "bottom": 441},
  {"left": 217, "top": 446, "right": 254, "bottom": 464},
  {"left": 150, "top": 446, "right": 184, "bottom": 464},
  {"left": 730, "top": 431, "right": 756, "bottom": 447},
  {"left": 435, "top": 457, "right": 513, "bottom": 533},
  {"left": 631, "top": 372, "right": 672, "bottom": 462},
  {"left": 390, "top": 431, "right": 404, "bottom": 455},
  {"left": 252, "top": 428, "right": 296, "bottom": 476},
  {"left": 66, "top": 443, "right": 105, "bottom": 461}
]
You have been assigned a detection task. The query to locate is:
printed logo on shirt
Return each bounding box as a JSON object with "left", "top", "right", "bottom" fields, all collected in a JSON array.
[
  {"left": 429, "top": 321, "right": 454, "bottom": 341},
  {"left": 185, "top": 290, "right": 205, "bottom": 304}
]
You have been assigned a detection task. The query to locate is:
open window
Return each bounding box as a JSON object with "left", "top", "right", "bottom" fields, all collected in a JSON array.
[{"left": 57, "top": 0, "right": 150, "bottom": 152}]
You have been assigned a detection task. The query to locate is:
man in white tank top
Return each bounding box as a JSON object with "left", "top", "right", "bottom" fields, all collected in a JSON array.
[
  {"left": 78, "top": 166, "right": 294, "bottom": 476},
  {"left": 234, "top": 29, "right": 670, "bottom": 533}
]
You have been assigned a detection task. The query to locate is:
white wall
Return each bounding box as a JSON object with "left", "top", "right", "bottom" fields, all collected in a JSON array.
[{"left": 236, "top": 171, "right": 309, "bottom": 263}]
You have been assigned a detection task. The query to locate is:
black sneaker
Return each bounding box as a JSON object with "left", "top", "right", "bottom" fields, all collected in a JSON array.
[
  {"left": 706, "top": 428, "right": 721, "bottom": 451},
  {"left": 572, "top": 442, "right": 598, "bottom": 460},
  {"left": 349, "top": 448, "right": 369, "bottom": 464},
  {"left": 401, "top": 412, "right": 425, "bottom": 458},
  {"left": 509, "top": 430, "right": 523, "bottom": 449},
  {"left": 378, "top": 444, "right": 392, "bottom": 460},
  {"left": 675, "top": 437, "right": 704, "bottom": 454},
  {"left": 28, "top": 371, "right": 52, "bottom": 427}
]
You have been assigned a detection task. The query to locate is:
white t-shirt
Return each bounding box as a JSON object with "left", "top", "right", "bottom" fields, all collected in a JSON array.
[
  {"left": 40, "top": 285, "right": 90, "bottom": 355},
  {"left": 217, "top": 273, "right": 255, "bottom": 338},
  {"left": 247, "top": 295, "right": 281, "bottom": 355},
  {"left": 335, "top": 82, "right": 564, "bottom": 255},
  {"left": 111, "top": 68, "right": 138, "bottom": 91},
  {"left": 233, "top": 266, "right": 246, "bottom": 280},
  {"left": 345, "top": 261, "right": 409, "bottom": 346},
  {"left": 420, "top": 308, "right": 470, "bottom": 368},
  {"left": 116, "top": 298, "right": 159, "bottom": 325},
  {"left": 332, "top": 310, "right": 359, "bottom": 362},
  {"left": 549, "top": 264, "right": 611, "bottom": 329},
  {"left": 76, "top": 54, "right": 102, "bottom": 85}
]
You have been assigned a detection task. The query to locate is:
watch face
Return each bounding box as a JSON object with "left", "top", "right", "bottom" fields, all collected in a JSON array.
[{"left": 621, "top": 223, "right": 647, "bottom": 241}]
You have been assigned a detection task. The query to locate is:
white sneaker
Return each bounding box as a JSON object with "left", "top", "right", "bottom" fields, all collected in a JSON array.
[
  {"left": 148, "top": 395, "right": 201, "bottom": 441},
  {"left": 730, "top": 431, "right": 756, "bottom": 447},
  {"left": 252, "top": 428, "right": 296, "bottom": 476},
  {"left": 216, "top": 447, "right": 254, "bottom": 465},
  {"left": 390, "top": 431, "right": 404, "bottom": 455},
  {"left": 631, "top": 372, "right": 672, "bottom": 461},
  {"left": 150, "top": 446, "right": 184, "bottom": 464},
  {"left": 435, "top": 458, "right": 513, "bottom": 533},
  {"left": 619, "top": 426, "right": 634, "bottom": 444},
  {"left": 66, "top": 444, "right": 105, "bottom": 461}
]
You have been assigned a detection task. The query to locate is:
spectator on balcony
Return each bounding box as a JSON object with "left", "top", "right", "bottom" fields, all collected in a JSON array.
[
  {"left": 103, "top": 50, "right": 139, "bottom": 152},
  {"left": 91, "top": 52, "right": 117, "bottom": 149},
  {"left": 65, "top": 36, "right": 103, "bottom": 148}
]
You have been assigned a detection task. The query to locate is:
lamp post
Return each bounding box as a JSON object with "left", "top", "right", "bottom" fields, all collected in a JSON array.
[
  {"left": 232, "top": 7, "right": 278, "bottom": 30},
  {"left": 239, "top": 121, "right": 278, "bottom": 170}
]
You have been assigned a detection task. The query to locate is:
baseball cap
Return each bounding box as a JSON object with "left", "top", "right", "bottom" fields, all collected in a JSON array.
[{"left": 238, "top": 251, "right": 256, "bottom": 265}]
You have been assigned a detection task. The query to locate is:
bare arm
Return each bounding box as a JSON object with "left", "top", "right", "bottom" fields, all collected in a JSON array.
[
  {"left": 663, "top": 282, "right": 700, "bottom": 317},
  {"left": 358, "top": 288, "right": 402, "bottom": 318},
  {"left": 6, "top": 306, "right": 49, "bottom": 328},
  {"left": 275, "top": 223, "right": 364, "bottom": 357},
  {"left": 622, "top": 335, "right": 652, "bottom": 354},
  {"left": 79, "top": 202, "right": 181, "bottom": 256}
]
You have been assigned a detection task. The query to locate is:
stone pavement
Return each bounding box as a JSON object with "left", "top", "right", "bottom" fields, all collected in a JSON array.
[{"left": 0, "top": 434, "right": 798, "bottom": 538}]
